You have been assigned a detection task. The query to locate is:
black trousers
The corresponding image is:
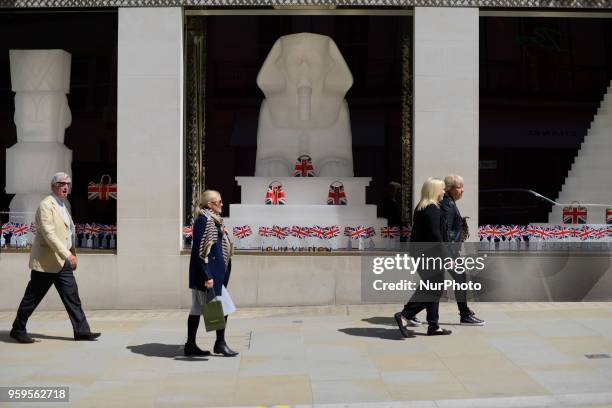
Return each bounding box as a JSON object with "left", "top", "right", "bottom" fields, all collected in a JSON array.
[
  {"left": 401, "top": 268, "right": 444, "bottom": 328},
  {"left": 12, "top": 261, "right": 91, "bottom": 336},
  {"left": 447, "top": 268, "right": 471, "bottom": 318}
]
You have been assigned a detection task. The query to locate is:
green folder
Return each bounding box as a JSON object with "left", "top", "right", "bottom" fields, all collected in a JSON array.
[{"left": 202, "top": 289, "right": 226, "bottom": 332}]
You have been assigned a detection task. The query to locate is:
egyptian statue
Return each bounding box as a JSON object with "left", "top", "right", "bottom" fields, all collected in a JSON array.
[
  {"left": 255, "top": 33, "right": 354, "bottom": 177},
  {"left": 5, "top": 50, "right": 73, "bottom": 224}
]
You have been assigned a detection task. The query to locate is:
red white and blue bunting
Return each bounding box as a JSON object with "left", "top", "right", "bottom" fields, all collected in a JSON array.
[{"left": 1, "top": 222, "right": 117, "bottom": 249}]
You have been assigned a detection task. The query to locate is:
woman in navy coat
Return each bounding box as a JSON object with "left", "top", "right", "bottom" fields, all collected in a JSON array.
[{"left": 185, "top": 189, "right": 237, "bottom": 357}]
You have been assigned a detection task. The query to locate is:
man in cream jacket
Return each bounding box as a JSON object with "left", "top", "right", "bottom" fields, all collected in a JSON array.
[{"left": 10, "top": 172, "right": 101, "bottom": 343}]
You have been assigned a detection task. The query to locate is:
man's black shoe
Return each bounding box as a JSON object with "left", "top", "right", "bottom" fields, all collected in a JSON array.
[
  {"left": 74, "top": 332, "right": 101, "bottom": 341},
  {"left": 184, "top": 342, "right": 211, "bottom": 357},
  {"left": 460, "top": 315, "right": 485, "bottom": 326},
  {"left": 213, "top": 340, "right": 238, "bottom": 357},
  {"left": 10, "top": 330, "right": 35, "bottom": 344},
  {"left": 394, "top": 312, "right": 412, "bottom": 338}
]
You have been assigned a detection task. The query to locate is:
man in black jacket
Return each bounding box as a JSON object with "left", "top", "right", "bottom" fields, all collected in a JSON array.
[{"left": 440, "top": 174, "right": 485, "bottom": 326}]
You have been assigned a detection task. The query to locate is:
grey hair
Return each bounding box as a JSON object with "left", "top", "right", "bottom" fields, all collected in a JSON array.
[
  {"left": 444, "top": 174, "right": 464, "bottom": 192},
  {"left": 50, "top": 172, "right": 72, "bottom": 186}
]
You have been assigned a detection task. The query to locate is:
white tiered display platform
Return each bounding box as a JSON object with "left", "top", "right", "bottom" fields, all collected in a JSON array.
[
  {"left": 548, "top": 81, "right": 612, "bottom": 225},
  {"left": 225, "top": 177, "right": 389, "bottom": 250}
]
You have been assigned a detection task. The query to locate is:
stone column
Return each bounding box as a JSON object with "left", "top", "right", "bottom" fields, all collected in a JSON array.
[
  {"left": 413, "top": 8, "right": 479, "bottom": 237},
  {"left": 6, "top": 50, "right": 73, "bottom": 231}
]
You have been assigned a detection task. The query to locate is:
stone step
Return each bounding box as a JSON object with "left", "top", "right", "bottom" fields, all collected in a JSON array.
[
  {"left": 575, "top": 150, "right": 612, "bottom": 161},
  {"left": 578, "top": 143, "right": 612, "bottom": 152},
  {"left": 555, "top": 193, "right": 612, "bottom": 205},
  {"left": 548, "top": 205, "right": 610, "bottom": 224},
  {"left": 228, "top": 204, "right": 381, "bottom": 221},
  {"left": 235, "top": 176, "right": 372, "bottom": 206},
  {"left": 567, "top": 168, "right": 611, "bottom": 178},
  {"left": 568, "top": 161, "right": 612, "bottom": 171}
]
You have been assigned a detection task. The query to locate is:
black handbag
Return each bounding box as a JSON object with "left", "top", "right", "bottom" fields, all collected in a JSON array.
[{"left": 459, "top": 216, "right": 470, "bottom": 242}]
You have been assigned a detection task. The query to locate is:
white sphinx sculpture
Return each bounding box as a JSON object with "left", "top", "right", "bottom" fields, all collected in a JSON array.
[
  {"left": 5, "top": 50, "right": 73, "bottom": 226},
  {"left": 255, "top": 33, "right": 354, "bottom": 177},
  {"left": 225, "top": 33, "right": 389, "bottom": 250}
]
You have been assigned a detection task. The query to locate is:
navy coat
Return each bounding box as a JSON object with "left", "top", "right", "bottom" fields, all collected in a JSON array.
[
  {"left": 440, "top": 194, "right": 462, "bottom": 243},
  {"left": 189, "top": 214, "right": 231, "bottom": 296}
]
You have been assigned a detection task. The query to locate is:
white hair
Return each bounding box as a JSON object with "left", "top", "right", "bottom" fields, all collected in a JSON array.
[
  {"left": 50, "top": 172, "right": 72, "bottom": 187},
  {"left": 444, "top": 174, "right": 464, "bottom": 192}
]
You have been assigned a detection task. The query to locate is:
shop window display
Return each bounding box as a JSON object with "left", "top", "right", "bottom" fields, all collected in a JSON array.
[{"left": 0, "top": 11, "right": 117, "bottom": 251}]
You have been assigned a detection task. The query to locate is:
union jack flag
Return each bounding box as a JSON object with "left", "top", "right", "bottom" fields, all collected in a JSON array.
[
  {"left": 344, "top": 226, "right": 354, "bottom": 237},
  {"left": 1, "top": 222, "right": 14, "bottom": 236},
  {"left": 327, "top": 182, "right": 347, "bottom": 205},
  {"left": 99, "top": 225, "right": 114, "bottom": 235},
  {"left": 183, "top": 225, "right": 193, "bottom": 238},
  {"left": 259, "top": 226, "right": 273, "bottom": 238},
  {"left": 577, "top": 226, "right": 595, "bottom": 241},
  {"left": 29, "top": 222, "right": 37, "bottom": 234},
  {"left": 272, "top": 225, "right": 289, "bottom": 239},
  {"left": 563, "top": 206, "right": 587, "bottom": 224},
  {"left": 349, "top": 225, "right": 369, "bottom": 239},
  {"left": 535, "top": 226, "right": 553, "bottom": 240},
  {"left": 523, "top": 225, "right": 539, "bottom": 240},
  {"left": 11, "top": 223, "right": 29, "bottom": 236},
  {"left": 401, "top": 225, "right": 412, "bottom": 239},
  {"left": 290, "top": 226, "right": 309, "bottom": 239},
  {"left": 324, "top": 226, "right": 341, "bottom": 239},
  {"left": 488, "top": 225, "right": 503, "bottom": 240},
  {"left": 606, "top": 225, "right": 612, "bottom": 238},
  {"left": 233, "top": 225, "right": 252, "bottom": 239},
  {"left": 83, "top": 223, "right": 99, "bottom": 236},
  {"left": 365, "top": 227, "right": 376, "bottom": 238},
  {"left": 75, "top": 223, "right": 85, "bottom": 234},
  {"left": 503, "top": 225, "right": 522, "bottom": 241},
  {"left": 553, "top": 226, "right": 574, "bottom": 240},
  {"left": 381, "top": 226, "right": 400, "bottom": 239},
  {"left": 309, "top": 226, "right": 326, "bottom": 239},
  {"left": 607, "top": 208, "right": 612, "bottom": 225},
  {"left": 478, "top": 225, "right": 491, "bottom": 240},
  {"left": 593, "top": 227, "right": 606, "bottom": 240},
  {"left": 265, "top": 182, "right": 286, "bottom": 205},
  {"left": 107, "top": 225, "right": 117, "bottom": 236},
  {"left": 88, "top": 175, "right": 117, "bottom": 200},
  {"left": 294, "top": 155, "right": 315, "bottom": 177}
]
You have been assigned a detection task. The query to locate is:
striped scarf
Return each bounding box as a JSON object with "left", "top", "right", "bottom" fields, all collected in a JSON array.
[{"left": 198, "top": 208, "right": 233, "bottom": 269}]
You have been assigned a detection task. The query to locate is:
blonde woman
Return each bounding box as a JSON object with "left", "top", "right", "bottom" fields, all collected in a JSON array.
[
  {"left": 185, "top": 190, "right": 237, "bottom": 357},
  {"left": 394, "top": 178, "right": 451, "bottom": 337}
]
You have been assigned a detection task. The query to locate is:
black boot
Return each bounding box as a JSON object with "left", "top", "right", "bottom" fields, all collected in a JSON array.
[
  {"left": 184, "top": 315, "right": 210, "bottom": 357},
  {"left": 214, "top": 316, "right": 238, "bottom": 357}
]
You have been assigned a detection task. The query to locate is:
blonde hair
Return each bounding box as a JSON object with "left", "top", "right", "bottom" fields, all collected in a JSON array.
[
  {"left": 444, "top": 174, "right": 464, "bottom": 192},
  {"left": 415, "top": 178, "right": 445, "bottom": 211},
  {"left": 194, "top": 189, "right": 221, "bottom": 218}
]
